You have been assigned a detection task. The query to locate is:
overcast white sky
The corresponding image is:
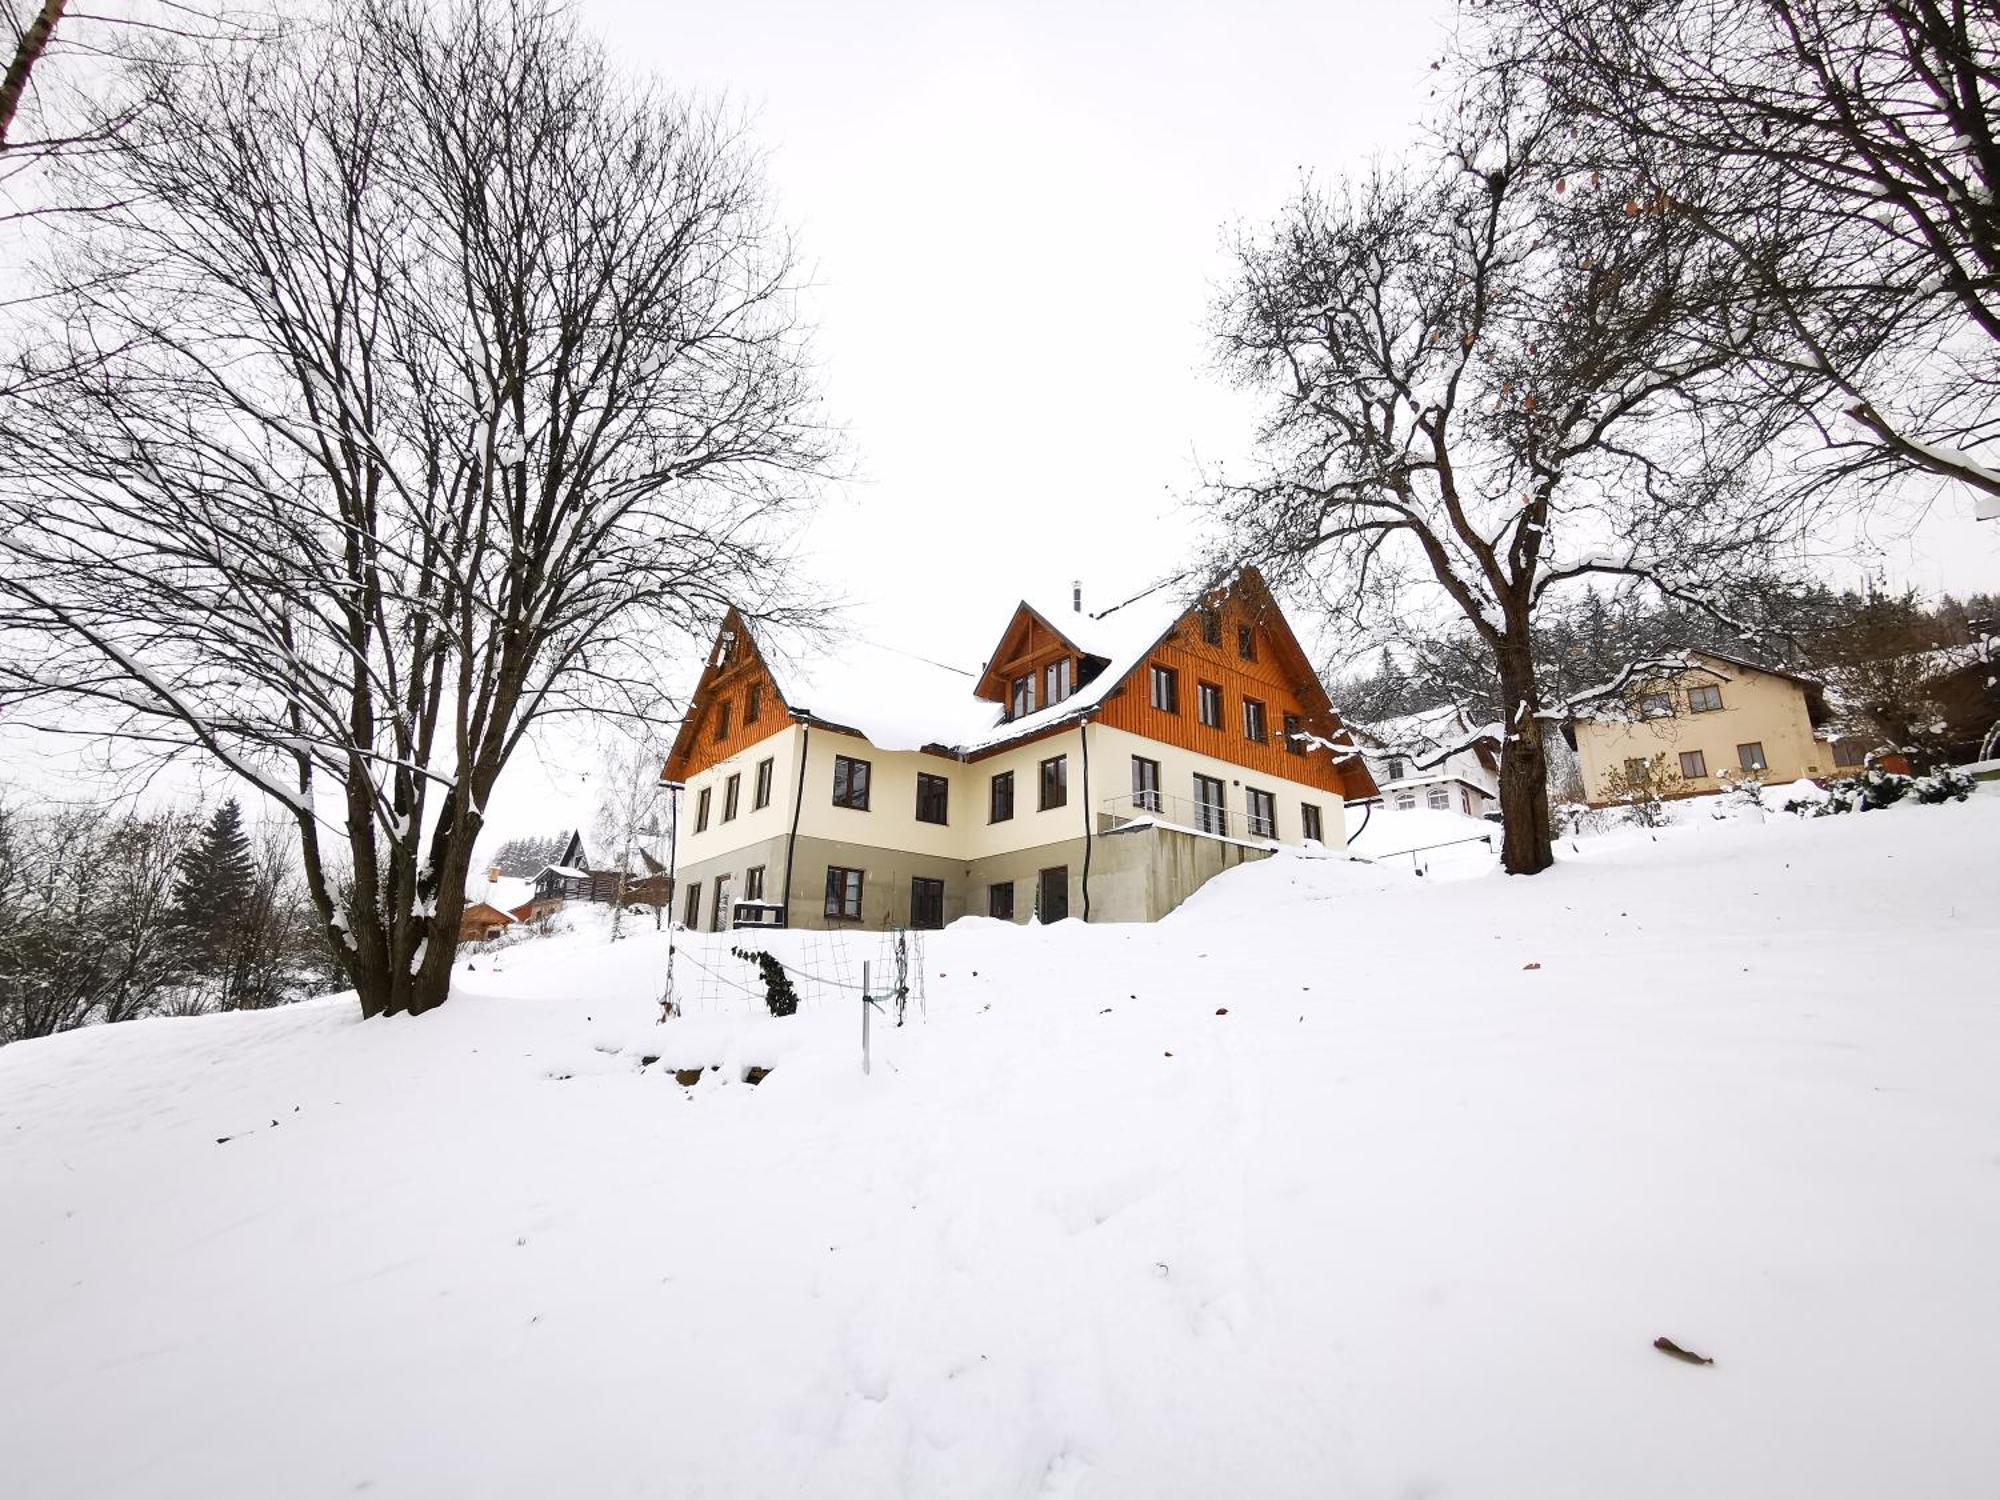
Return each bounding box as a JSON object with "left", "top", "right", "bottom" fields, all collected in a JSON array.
[{"left": 7, "top": 0, "right": 1997, "bottom": 842}]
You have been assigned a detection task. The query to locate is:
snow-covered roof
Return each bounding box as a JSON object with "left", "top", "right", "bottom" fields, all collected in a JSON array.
[
  {"left": 467, "top": 875, "right": 536, "bottom": 913},
  {"left": 770, "top": 585, "right": 1193, "bottom": 757},
  {"left": 542, "top": 864, "right": 590, "bottom": 881},
  {"left": 1353, "top": 704, "right": 1477, "bottom": 753}
]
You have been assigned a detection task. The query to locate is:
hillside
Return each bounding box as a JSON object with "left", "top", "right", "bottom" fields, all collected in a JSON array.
[{"left": 2, "top": 794, "right": 1996, "bottom": 1498}]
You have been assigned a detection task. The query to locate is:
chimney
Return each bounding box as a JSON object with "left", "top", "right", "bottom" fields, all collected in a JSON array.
[
  {"left": 487, "top": 865, "right": 500, "bottom": 885},
  {"left": 1071, "top": 580, "right": 1083, "bottom": 614}
]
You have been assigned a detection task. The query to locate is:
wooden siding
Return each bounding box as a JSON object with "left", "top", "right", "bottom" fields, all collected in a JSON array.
[
  {"left": 1092, "top": 596, "right": 1362, "bottom": 797},
  {"left": 666, "top": 618, "right": 793, "bottom": 783},
  {"left": 974, "top": 606, "right": 1083, "bottom": 705}
]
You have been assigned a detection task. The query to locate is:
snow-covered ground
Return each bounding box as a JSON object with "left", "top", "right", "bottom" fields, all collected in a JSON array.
[{"left": 3, "top": 794, "right": 1997, "bottom": 1498}]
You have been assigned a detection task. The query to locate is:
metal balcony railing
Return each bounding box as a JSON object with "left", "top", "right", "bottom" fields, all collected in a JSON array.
[{"left": 1098, "top": 791, "right": 1277, "bottom": 842}]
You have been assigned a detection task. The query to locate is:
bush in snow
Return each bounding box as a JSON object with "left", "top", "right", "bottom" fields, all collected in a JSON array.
[
  {"left": 1599, "top": 754, "right": 1682, "bottom": 828},
  {"left": 731, "top": 947, "right": 800, "bottom": 1018},
  {"left": 1719, "top": 774, "right": 1767, "bottom": 816},
  {"left": 1912, "top": 768, "right": 1976, "bottom": 805}
]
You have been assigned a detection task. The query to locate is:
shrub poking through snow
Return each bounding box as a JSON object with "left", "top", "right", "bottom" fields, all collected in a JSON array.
[
  {"left": 1913, "top": 768, "right": 1976, "bottom": 804},
  {"left": 1793, "top": 766, "right": 1974, "bottom": 817},
  {"left": 731, "top": 947, "right": 800, "bottom": 1018}
]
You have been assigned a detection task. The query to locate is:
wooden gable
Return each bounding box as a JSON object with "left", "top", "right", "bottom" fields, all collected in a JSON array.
[
  {"left": 1090, "top": 569, "right": 1378, "bottom": 801},
  {"left": 972, "top": 604, "right": 1091, "bottom": 705},
  {"left": 661, "top": 609, "right": 792, "bottom": 785}
]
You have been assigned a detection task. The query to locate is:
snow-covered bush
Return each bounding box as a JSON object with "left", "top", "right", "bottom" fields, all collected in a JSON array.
[
  {"left": 1790, "top": 766, "right": 1973, "bottom": 817},
  {"left": 1912, "top": 767, "right": 1976, "bottom": 804},
  {"left": 1719, "top": 774, "right": 1766, "bottom": 816},
  {"left": 1599, "top": 754, "right": 1682, "bottom": 828}
]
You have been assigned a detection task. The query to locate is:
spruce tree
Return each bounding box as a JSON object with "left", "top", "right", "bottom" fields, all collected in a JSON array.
[{"left": 169, "top": 800, "right": 255, "bottom": 973}]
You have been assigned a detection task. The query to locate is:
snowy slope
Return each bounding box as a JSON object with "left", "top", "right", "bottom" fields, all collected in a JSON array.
[{"left": 2, "top": 796, "right": 1997, "bottom": 1498}]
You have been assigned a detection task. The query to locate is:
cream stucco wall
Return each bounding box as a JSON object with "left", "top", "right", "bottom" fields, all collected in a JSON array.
[
  {"left": 673, "top": 723, "right": 803, "bottom": 872},
  {"left": 1574, "top": 659, "right": 1827, "bottom": 803},
  {"left": 1083, "top": 724, "right": 1349, "bottom": 848}
]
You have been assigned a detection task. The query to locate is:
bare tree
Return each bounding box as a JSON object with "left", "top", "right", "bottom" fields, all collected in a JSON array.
[
  {"left": 0, "top": 0, "right": 827, "bottom": 1018},
  {"left": 1509, "top": 0, "right": 2000, "bottom": 516},
  {"left": 1211, "top": 51, "right": 1822, "bottom": 873},
  {"left": 592, "top": 733, "right": 668, "bottom": 940}
]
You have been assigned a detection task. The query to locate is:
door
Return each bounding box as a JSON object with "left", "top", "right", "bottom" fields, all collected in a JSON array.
[
  {"left": 1038, "top": 865, "right": 1069, "bottom": 923},
  {"left": 712, "top": 874, "right": 733, "bottom": 930},
  {"left": 1193, "top": 773, "right": 1226, "bottom": 835}
]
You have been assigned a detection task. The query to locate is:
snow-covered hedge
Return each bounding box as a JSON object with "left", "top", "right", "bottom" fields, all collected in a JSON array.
[{"left": 1786, "top": 766, "right": 1976, "bottom": 817}]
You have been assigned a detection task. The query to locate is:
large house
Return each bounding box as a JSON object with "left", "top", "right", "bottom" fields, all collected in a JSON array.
[
  {"left": 1349, "top": 705, "right": 1501, "bottom": 818},
  {"left": 660, "top": 571, "right": 1377, "bottom": 931},
  {"left": 1569, "top": 650, "right": 1841, "bottom": 804}
]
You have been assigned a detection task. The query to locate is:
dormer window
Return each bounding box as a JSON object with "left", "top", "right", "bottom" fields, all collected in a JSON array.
[
  {"left": 1199, "top": 609, "right": 1222, "bottom": 646},
  {"left": 1043, "top": 657, "right": 1073, "bottom": 705},
  {"left": 1010, "top": 675, "right": 1036, "bottom": 719}
]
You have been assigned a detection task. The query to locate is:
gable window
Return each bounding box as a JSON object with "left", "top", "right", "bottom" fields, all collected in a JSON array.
[
  {"left": 1300, "top": 802, "right": 1323, "bottom": 842},
  {"left": 745, "top": 682, "right": 762, "bottom": 725},
  {"left": 824, "top": 866, "right": 864, "bottom": 921},
  {"left": 989, "top": 881, "right": 1015, "bottom": 921},
  {"left": 1427, "top": 787, "right": 1450, "bottom": 811},
  {"left": 990, "top": 770, "right": 1015, "bottom": 823},
  {"left": 832, "top": 754, "right": 871, "bottom": 810},
  {"left": 1193, "top": 773, "right": 1226, "bottom": 835},
  {"left": 1737, "top": 741, "right": 1767, "bottom": 771},
  {"left": 1132, "top": 755, "right": 1162, "bottom": 813},
  {"left": 1688, "top": 685, "right": 1724, "bottom": 713},
  {"left": 723, "top": 772, "right": 741, "bottom": 822},
  {"left": 910, "top": 877, "right": 945, "bottom": 930},
  {"left": 1242, "top": 697, "right": 1268, "bottom": 743},
  {"left": 1237, "top": 624, "right": 1257, "bottom": 661},
  {"left": 1010, "top": 675, "right": 1036, "bottom": 719},
  {"left": 753, "top": 756, "right": 774, "bottom": 810},
  {"left": 682, "top": 880, "right": 702, "bottom": 930},
  {"left": 1039, "top": 754, "right": 1068, "bottom": 811},
  {"left": 694, "top": 787, "right": 711, "bottom": 833},
  {"left": 745, "top": 865, "right": 765, "bottom": 901},
  {"left": 916, "top": 772, "right": 950, "bottom": 825},
  {"left": 1283, "top": 713, "right": 1305, "bottom": 755},
  {"left": 1247, "top": 787, "right": 1277, "bottom": 837},
  {"left": 1679, "top": 749, "right": 1708, "bottom": 779},
  {"left": 1641, "top": 692, "right": 1673, "bottom": 718},
  {"left": 714, "top": 698, "right": 732, "bottom": 741},
  {"left": 1044, "top": 658, "right": 1073, "bottom": 704},
  {"left": 1386, "top": 756, "right": 1407, "bottom": 781},
  {"left": 1197, "top": 681, "right": 1223, "bottom": 728},
  {"left": 1149, "top": 663, "right": 1179, "bottom": 714},
  {"left": 1199, "top": 608, "right": 1222, "bottom": 646}
]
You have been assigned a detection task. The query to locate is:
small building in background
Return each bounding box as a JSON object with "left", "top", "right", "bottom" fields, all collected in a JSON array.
[
  {"left": 1568, "top": 650, "right": 1836, "bottom": 805},
  {"left": 1349, "top": 705, "right": 1501, "bottom": 818},
  {"left": 460, "top": 868, "right": 537, "bottom": 942}
]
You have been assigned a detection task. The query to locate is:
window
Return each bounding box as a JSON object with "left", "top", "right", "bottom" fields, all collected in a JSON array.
[
  {"left": 1043, "top": 657, "right": 1072, "bottom": 704},
  {"left": 1242, "top": 698, "right": 1268, "bottom": 742},
  {"left": 1834, "top": 737, "right": 1868, "bottom": 768},
  {"left": 714, "top": 698, "right": 732, "bottom": 741},
  {"left": 916, "top": 772, "right": 949, "bottom": 825},
  {"left": 745, "top": 865, "right": 765, "bottom": 901},
  {"left": 910, "top": 877, "right": 945, "bottom": 930},
  {"left": 1193, "top": 773, "right": 1226, "bottom": 835},
  {"left": 1237, "top": 624, "right": 1257, "bottom": 661},
  {"left": 1427, "top": 787, "right": 1450, "bottom": 811},
  {"left": 1132, "top": 755, "right": 1162, "bottom": 813},
  {"left": 1461, "top": 790, "right": 1472, "bottom": 814},
  {"left": 694, "top": 786, "right": 711, "bottom": 833},
  {"left": 745, "top": 682, "right": 762, "bottom": 724},
  {"left": 1737, "top": 741, "right": 1767, "bottom": 771},
  {"left": 1387, "top": 756, "right": 1407, "bottom": 781},
  {"left": 1039, "top": 754, "right": 1068, "bottom": 810},
  {"left": 1640, "top": 692, "right": 1673, "bottom": 718},
  {"left": 1301, "top": 802, "right": 1323, "bottom": 842},
  {"left": 1395, "top": 794, "right": 1416, "bottom": 811},
  {"left": 1199, "top": 608, "right": 1222, "bottom": 646},
  {"left": 1623, "top": 757, "right": 1649, "bottom": 780},
  {"left": 990, "top": 770, "right": 1015, "bottom": 822},
  {"left": 1688, "top": 685, "right": 1724, "bottom": 713},
  {"left": 824, "top": 865, "right": 864, "bottom": 921},
  {"left": 1149, "top": 663, "right": 1179, "bottom": 714},
  {"left": 1283, "top": 713, "right": 1305, "bottom": 755},
  {"left": 1010, "top": 675, "right": 1035, "bottom": 719},
  {"left": 1679, "top": 749, "right": 1708, "bottom": 779},
  {"left": 753, "top": 756, "right": 774, "bottom": 810},
  {"left": 1037, "top": 866, "right": 1069, "bottom": 923},
  {"left": 723, "top": 773, "right": 741, "bottom": 822},
  {"left": 682, "top": 880, "right": 702, "bottom": 930},
  {"left": 1247, "top": 787, "right": 1277, "bottom": 837},
  {"left": 832, "top": 754, "right": 871, "bottom": 810},
  {"left": 1197, "top": 681, "right": 1223, "bottom": 728},
  {"left": 989, "top": 881, "right": 1015, "bottom": 920}
]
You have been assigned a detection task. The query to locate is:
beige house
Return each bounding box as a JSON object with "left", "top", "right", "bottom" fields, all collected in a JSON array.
[
  {"left": 1570, "top": 650, "right": 1838, "bottom": 805},
  {"left": 660, "top": 572, "right": 1377, "bottom": 931}
]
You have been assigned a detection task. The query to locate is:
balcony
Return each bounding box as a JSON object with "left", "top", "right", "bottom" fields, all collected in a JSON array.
[{"left": 1098, "top": 791, "right": 1277, "bottom": 844}]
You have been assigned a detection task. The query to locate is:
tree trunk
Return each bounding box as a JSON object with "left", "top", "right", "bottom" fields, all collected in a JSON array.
[
  {"left": 0, "top": 0, "right": 67, "bottom": 150},
  {"left": 1496, "top": 641, "right": 1555, "bottom": 876}
]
